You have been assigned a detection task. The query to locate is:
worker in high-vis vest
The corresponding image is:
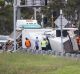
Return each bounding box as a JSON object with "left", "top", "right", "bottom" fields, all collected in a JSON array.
[
  {"left": 41, "top": 38, "right": 48, "bottom": 51},
  {"left": 25, "top": 38, "right": 31, "bottom": 48},
  {"left": 76, "top": 36, "right": 80, "bottom": 50}
]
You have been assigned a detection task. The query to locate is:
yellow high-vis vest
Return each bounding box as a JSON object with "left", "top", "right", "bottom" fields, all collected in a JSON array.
[{"left": 41, "top": 41, "right": 47, "bottom": 47}]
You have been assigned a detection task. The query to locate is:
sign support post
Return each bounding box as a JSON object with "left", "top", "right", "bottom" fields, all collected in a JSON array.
[
  {"left": 54, "top": 9, "right": 68, "bottom": 52},
  {"left": 60, "top": 9, "right": 64, "bottom": 52}
]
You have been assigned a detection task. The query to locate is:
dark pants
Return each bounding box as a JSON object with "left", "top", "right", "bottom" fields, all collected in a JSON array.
[
  {"left": 42, "top": 47, "right": 46, "bottom": 51},
  {"left": 36, "top": 46, "right": 39, "bottom": 50},
  {"left": 78, "top": 45, "right": 80, "bottom": 50},
  {"left": 0, "top": 46, "right": 2, "bottom": 49}
]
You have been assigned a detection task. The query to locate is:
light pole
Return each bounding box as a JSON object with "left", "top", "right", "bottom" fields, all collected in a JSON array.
[
  {"left": 13, "top": 0, "right": 17, "bottom": 51},
  {"left": 34, "top": 7, "right": 37, "bottom": 20},
  {"left": 60, "top": 9, "right": 64, "bottom": 52},
  {"left": 41, "top": 13, "right": 44, "bottom": 28},
  {"left": 51, "top": 11, "right": 54, "bottom": 28}
]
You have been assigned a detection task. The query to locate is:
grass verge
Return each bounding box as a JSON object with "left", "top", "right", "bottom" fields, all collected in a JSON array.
[{"left": 0, "top": 52, "right": 80, "bottom": 74}]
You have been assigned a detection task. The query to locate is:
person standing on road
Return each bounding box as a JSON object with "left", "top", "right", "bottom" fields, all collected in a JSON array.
[
  {"left": 41, "top": 38, "right": 47, "bottom": 51},
  {"left": 25, "top": 37, "right": 31, "bottom": 49},
  {"left": 76, "top": 36, "right": 80, "bottom": 50},
  {"left": 46, "top": 36, "right": 52, "bottom": 50},
  {"left": 35, "top": 37, "right": 39, "bottom": 50}
]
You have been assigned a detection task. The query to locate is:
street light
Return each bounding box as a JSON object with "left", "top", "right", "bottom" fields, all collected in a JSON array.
[{"left": 13, "top": 0, "right": 17, "bottom": 51}]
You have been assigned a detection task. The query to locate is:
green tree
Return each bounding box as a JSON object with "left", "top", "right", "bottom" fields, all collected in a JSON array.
[
  {"left": 40, "top": 0, "right": 80, "bottom": 27},
  {"left": 1, "top": 0, "right": 80, "bottom": 35},
  {"left": 0, "top": 0, "right": 13, "bottom": 34}
]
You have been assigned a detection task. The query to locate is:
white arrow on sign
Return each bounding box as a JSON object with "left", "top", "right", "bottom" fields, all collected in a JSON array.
[{"left": 54, "top": 15, "right": 68, "bottom": 28}]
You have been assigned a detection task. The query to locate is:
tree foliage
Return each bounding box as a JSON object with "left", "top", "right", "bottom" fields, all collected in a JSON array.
[
  {"left": 41, "top": 0, "right": 80, "bottom": 27},
  {"left": 0, "top": 0, "right": 80, "bottom": 34},
  {"left": 0, "top": 0, "right": 13, "bottom": 34}
]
